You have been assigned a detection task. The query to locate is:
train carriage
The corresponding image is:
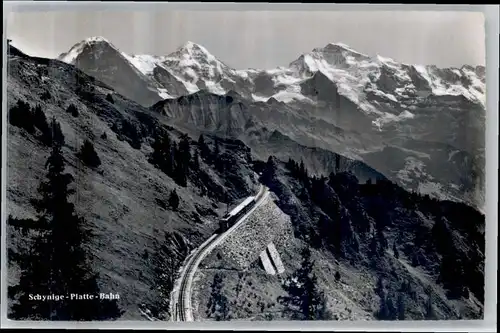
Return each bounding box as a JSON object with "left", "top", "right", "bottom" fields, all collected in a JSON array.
[{"left": 218, "top": 196, "right": 256, "bottom": 232}]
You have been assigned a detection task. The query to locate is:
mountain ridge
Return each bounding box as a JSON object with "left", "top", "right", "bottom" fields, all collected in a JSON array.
[
  {"left": 6, "top": 39, "right": 486, "bottom": 322},
  {"left": 52, "top": 36, "right": 485, "bottom": 210},
  {"left": 56, "top": 36, "right": 485, "bottom": 110}
]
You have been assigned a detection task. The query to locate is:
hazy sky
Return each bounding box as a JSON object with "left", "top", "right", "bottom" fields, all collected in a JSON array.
[{"left": 6, "top": 9, "right": 485, "bottom": 69}]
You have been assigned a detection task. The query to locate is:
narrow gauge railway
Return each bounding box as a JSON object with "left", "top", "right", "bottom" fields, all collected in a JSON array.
[{"left": 218, "top": 196, "right": 257, "bottom": 232}]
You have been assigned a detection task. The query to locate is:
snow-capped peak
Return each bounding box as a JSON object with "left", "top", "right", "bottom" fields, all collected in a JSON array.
[
  {"left": 168, "top": 41, "right": 219, "bottom": 64},
  {"left": 313, "top": 42, "right": 370, "bottom": 58},
  {"left": 183, "top": 41, "right": 208, "bottom": 53},
  {"left": 58, "top": 36, "right": 118, "bottom": 64},
  {"left": 85, "top": 36, "right": 112, "bottom": 44}
]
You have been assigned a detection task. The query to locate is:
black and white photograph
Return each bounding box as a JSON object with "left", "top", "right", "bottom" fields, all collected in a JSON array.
[{"left": 1, "top": 4, "right": 497, "bottom": 328}]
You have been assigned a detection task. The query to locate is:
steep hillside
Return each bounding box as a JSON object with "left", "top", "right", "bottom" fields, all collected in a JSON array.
[
  {"left": 255, "top": 156, "right": 484, "bottom": 320},
  {"left": 5, "top": 46, "right": 259, "bottom": 320},
  {"left": 187, "top": 155, "right": 484, "bottom": 321}
]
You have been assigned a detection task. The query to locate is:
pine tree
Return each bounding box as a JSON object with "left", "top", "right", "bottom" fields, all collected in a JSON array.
[
  {"left": 198, "top": 134, "right": 210, "bottom": 160},
  {"left": 376, "top": 293, "right": 397, "bottom": 320},
  {"left": 77, "top": 139, "right": 101, "bottom": 168},
  {"left": 279, "top": 247, "right": 332, "bottom": 320},
  {"left": 396, "top": 293, "right": 405, "bottom": 320},
  {"left": 393, "top": 241, "right": 399, "bottom": 259},
  {"left": 168, "top": 189, "right": 180, "bottom": 211},
  {"left": 193, "top": 149, "right": 200, "bottom": 169},
  {"left": 66, "top": 104, "right": 79, "bottom": 117},
  {"left": 32, "top": 104, "right": 52, "bottom": 145},
  {"left": 9, "top": 99, "right": 35, "bottom": 134},
  {"left": 150, "top": 131, "right": 166, "bottom": 170},
  {"left": 213, "top": 137, "right": 220, "bottom": 161},
  {"left": 425, "top": 289, "right": 437, "bottom": 320},
  {"left": 50, "top": 117, "right": 65, "bottom": 146},
  {"left": 105, "top": 93, "right": 114, "bottom": 104},
  {"left": 8, "top": 144, "right": 122, "bottom": 320},
  {"left": 375, "top": 276, "right": 384, "bottom": 296},
  {"left": 150, "top": 130, "right": 173, "bottom": 176},
  {"left": 170, "top": 141, "right": 178, "bottom": 177},
  {"left": 335, "top": 155, "right": 340, "bottom": 174},
  {"left": 299, "top": 160, "right": 307, "bottom": 180},
  {"left": 175, "top": 134, "right": 191, "bottom": 186}
]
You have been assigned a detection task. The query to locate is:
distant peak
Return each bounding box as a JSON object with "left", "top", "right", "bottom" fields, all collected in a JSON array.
[
  {"left": 166, "top": 41, "right": 221, "bottom": 65},
  {"left": 314, "top": 42, "right": 369, "bottom": 58},
  {"left": 85, "top": 36, "right": 111, "bottom": 44},
  {"left": 58, "top": 36, "right": 118, "bottom": 64},
  {"left": 184, "top": 40, "right": 198, "bottom": 48},
  {"left": 179, "top": 41, "right": 209, "bottom": 54},
  {"left": 327, "top": 42, "right": 352, "bottom": 49}
]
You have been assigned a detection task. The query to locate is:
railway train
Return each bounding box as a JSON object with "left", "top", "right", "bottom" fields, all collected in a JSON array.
[{"left": 218, "top": 196, "right": 257, "bottom": 232}]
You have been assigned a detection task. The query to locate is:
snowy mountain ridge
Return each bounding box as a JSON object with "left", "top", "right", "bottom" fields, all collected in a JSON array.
[
  {"left": 54, "top": 36, "right": 486, "bottom": 211},
  {"left": 57, "top": 37, "right": 486, "bottom": 127}
]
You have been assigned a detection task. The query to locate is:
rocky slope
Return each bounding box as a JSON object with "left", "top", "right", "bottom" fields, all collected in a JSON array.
[{"left": 57, "top": 37, "right": 485, "bottom": 210}]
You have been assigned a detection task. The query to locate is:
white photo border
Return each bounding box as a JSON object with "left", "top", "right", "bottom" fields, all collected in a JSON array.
[{"left": 1, "top": 2, "right": 498, "bottom": 331}]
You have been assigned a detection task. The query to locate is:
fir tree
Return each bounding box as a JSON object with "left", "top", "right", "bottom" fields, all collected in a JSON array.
[
  {"left": 168, "top": 189, "right": 180, "bottom": 211},
  {"left": 170, "top": 141, "right": 178, "bottom": 177},
  {"left": 376, "top": 293, "right": 397, "bottom": 320},
  {"left": 299, "top": 159, "right": 307, "bottom": 180},
  {"left": 279, "top": 247, "right": 332, "bottom": 320},
  {"left": 396, "top": 293, "right": 405, "bottom": 320},
  {"left": 213, "top": 137, "right": 221, "bottom": 161},
  {"left": 174, "top": 134, "right": 191, "bottom": 186},
  {"left": 105, "top": 93, "right": 114, "bottom": 104},
  {"left": 77, "top": 139, "right": 101, "bottom": 168},
  {"left": 9, "top": 99, "right": 35, "bottom": 134},
  {"left": 50, "top": 117, "right": 65, "bottom": 146},
  {"left": 375, "top": 276, "right": 384, "bottom": 296},
  {"left": 425, "top": 288, "right": 437, "bottom": 320},
  {"left": 150, "top": 130, "right": 173, "bottom": 176},
  {"left": 393, "top": 241, "right": 399, "bottom": 259},
  {"left": 193, "top": 149, "right": 200, "bottom": 170},
  {"left": 32, "top": 104, "right": 52, "bottom": 145},
  {"left": 8, "top": 144, "right": 122, "bottom": 320},
  {"left": 66, "top": 104, "right": 79, "bottom": 117},
  {"left": 198, "top": 134, "right": 210, "bottom": 160},
  {"left": 150, "top": 131, "right": 166, "bottom": 171}
]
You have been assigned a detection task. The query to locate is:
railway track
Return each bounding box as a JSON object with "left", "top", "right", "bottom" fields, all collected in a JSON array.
[
  {"left": 173, "top": 184, "right": 268, "bottom": 321},
  {"left": 177, "top": 233, "right": 219, "bottom": 321}
]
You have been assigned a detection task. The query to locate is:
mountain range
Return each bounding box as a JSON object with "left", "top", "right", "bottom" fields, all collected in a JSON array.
[
  {"left": 6, "top": 38, "right": 485, "bottom": 321},
  {"left": 57, "top": 36, "right": 485, "bottom": 211}
]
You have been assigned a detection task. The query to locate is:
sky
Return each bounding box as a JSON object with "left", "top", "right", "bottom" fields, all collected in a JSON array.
[{"left": 5, "top": 8, "right": 486, "bottom": 69}]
